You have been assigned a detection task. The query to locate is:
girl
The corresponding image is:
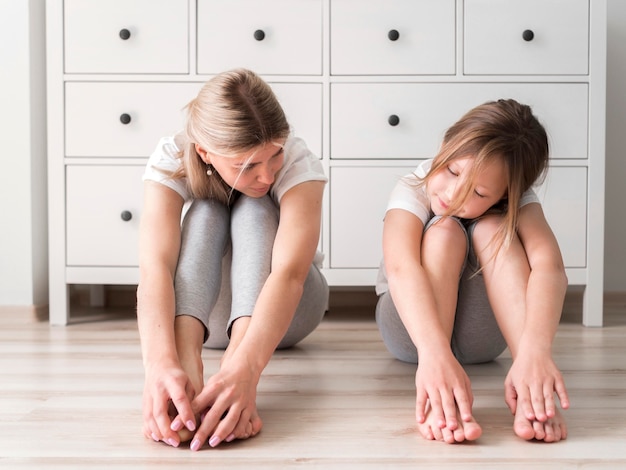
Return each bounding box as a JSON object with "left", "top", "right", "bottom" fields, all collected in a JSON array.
[
  {"left": 137, "top": 69, "right": 328, "bottom": 451},
  {"left": 375, "top": 99, "right": 570, "bottom": 443}
]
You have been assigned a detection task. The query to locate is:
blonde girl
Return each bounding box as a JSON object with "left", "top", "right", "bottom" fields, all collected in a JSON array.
[
  {"left": 376, "top": 99, "right": 570, "bottom": 443},
  {"left": 137, "top": 69, "right": 328, "bottom": 451}
]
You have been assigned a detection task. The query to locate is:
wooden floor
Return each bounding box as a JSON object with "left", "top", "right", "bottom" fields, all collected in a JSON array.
[{"left": 1, "top": 293, "right": 626, "bottom": 469}]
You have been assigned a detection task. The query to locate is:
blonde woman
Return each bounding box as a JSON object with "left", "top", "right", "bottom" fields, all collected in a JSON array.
[
  {"left": 376, "top": 99, "right": 570, "bottom": 443},
  {"left": 137, "top": 69, "right": 328, "bottom": 451}
]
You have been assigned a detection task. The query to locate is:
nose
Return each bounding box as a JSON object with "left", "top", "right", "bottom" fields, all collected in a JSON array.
[
  {"left": 257, "top": 164, "right": 275, "bottom": 185},
  {"left": 444, "top": 182, "right": 457, "bottom": 202}
]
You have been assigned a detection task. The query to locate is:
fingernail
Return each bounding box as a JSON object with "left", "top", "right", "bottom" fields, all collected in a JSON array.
[
  {"left": 186, "top": 420, "right": 196, "bottom": 431},
  {"left": 190, "top": 438, "right": 201, "bottom": 451},
  {"left": 170, "top": 419, "right": 182, "bottom": 431},
  {"left": 209, "top": 436, "right": 221, "bottom": 447},
  {"left": 151, "top": 432, "right": 160, "bottom": 442},
  {"left": 167, "top": 438, "right": 179, "bottom": 448},
  {"left": 225, "top": 433, "right": 235, "bottom": 443}
]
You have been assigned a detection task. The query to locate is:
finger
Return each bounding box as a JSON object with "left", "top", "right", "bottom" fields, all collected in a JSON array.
[
  {"left": 415, "top": 389, "right": 429, "bottom": 423},
  {"left": 426, "top": 391, "right": 447, "bottom": 429},
  {"left": 189, "top": 403, "right": 229, "bottom": 451},
  {"left": 170, "top": 388, "right": 196, "bottom": 432},
  {"left": 515, "top": 385, "right": 535, "bottom": 421},
  {"left": 454, "top": 387, "right": 474, "bottom": 423},
  {"left": 554, "top": 379, "right": 570, "bottom": 410},
  {"left": 542, "top": 386, "right": 557, "bottom": 419},
  {"left": 440, "top": 390, "right": 459, "bottom": 430},
  {"left": 208, "top": 404, "right": 247, "bottom": 447},
  {"left": 153, "top": 398, "right": 180, "bottom": 447},
  {"left": 504, "top": 382, "right": 518, "bottom": 415},
  {"left": 530, "top": 383, "right": 548, "bottom": 422}
]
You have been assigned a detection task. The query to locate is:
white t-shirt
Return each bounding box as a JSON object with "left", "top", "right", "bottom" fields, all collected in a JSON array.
[
  {"left": 142, "top": 133, "right": 327, "bottom": 205},
  {"left": 375, "top": 159, "right": 540, "bottom": 294},
  {"left": 142, "top": 133, "right": 328, "bottom": 265}
]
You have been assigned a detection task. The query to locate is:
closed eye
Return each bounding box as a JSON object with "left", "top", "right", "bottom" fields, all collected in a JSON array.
[{"left": 446, "top": 166, "right": 458, "bottom": 177}]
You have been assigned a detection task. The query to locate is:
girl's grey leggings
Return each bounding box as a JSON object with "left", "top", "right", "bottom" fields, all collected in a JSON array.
[
  {"left": 375, "top": 217, "right": 507, "bottom": 365},
  {"left": 174, "top": 195, "right": 328, "bottom": 350}
]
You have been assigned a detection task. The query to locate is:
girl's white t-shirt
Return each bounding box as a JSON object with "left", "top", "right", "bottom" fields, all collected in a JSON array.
[{"left": 376, "top": 159, "right": 540, "bottom": 294}]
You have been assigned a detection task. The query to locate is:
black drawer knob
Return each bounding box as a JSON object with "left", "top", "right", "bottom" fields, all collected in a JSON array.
[
  {"left": 522, "top": 29, "right": 534, "bottom": 41},
  {"left": 388, "top": 114, "right": 400, "bottom": 127},
  {"left": 119, "top": 28, "right": 131, "bottom": 40},
  {"left": 388, "top": 29, "right": 400, "bottom": 41},
  {"left": 120, "top": 113, "right": 132, "bottom": 124},
  {"left": 120, "top": 210, "right": 133, "bottom": 222},
  {"left": 253, "top": 29, "right": 266, "bottom": 41}
]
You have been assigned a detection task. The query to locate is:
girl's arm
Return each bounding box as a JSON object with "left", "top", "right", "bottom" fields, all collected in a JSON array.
[
  {"left": 189, "top": 180, "right": 325, "bottom": 449},
  {"left": 136, "top": 181, "right": 194, "bottom": 445},
  {"left": 505, "top": 202, "right": 570, "bottom": 419},
  {"left": 383, "top": 209, "right": 474, "bottom": 430}
]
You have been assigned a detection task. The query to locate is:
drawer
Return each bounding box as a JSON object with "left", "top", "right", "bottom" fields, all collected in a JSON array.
[
  {"left": 197, "top": 0, "right": 322, "bottom": 75},
  {"left": 65, "top": 82, "right": 201, "bottom": 157},
  {"left": 66, "top": 165, "right": 144, "bottom": 267},
  {"left": 535, "top": 167, "right": 587, "bottom": 268},
  {"left": 64, "top": 0, "right": 188, "bottom": 74},
  {"left": 330, "top": 165, "right": 415, "bottom": 268},
  {"left": 330, "top": 83, "right": 587, "bottom": 159},
  {"left": 464, "top": 0, "right": 589, "bottom": 75},
  {"left": 65, "top": 82, "right": 322, "bottom": 158},
  {"left": 331, "top": 0, "right": 455, "bottom": 75}
]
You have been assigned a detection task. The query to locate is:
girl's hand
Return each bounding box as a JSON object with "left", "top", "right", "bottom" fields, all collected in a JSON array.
[
  {"left": 415, "top": 352, "right": 474, "bottom": 432},
  {"left": 142, "top": 361, "right": 197, "bottom": 447},
  {"left": 504, "top": 350, "right": 570, "bottom": 422},
  {"left": 187, "top": 359, "right": 263, "bottom": 451}
]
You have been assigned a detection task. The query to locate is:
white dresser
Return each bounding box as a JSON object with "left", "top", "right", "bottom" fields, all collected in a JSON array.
[{"left": 46, "top": 0, "right": 607, "bottom": 326}]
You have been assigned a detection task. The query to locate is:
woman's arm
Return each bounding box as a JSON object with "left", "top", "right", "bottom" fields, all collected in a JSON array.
[
  {"left": 189, "top": 180, "right": 325, "bottom": 448},
  {"left": 383, "top": 209, "right": 474, "bottom": 430},
  {"left": 136, "top": 181, "right": 195, "bottom": 445}
]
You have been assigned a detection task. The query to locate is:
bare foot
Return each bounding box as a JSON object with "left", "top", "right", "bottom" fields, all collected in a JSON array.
[
  {"left": 417, "top": 403, "right": 482, "bottom": 443},
  {"left": 513, "top": 406, "right": 567, "bottom": 442}
]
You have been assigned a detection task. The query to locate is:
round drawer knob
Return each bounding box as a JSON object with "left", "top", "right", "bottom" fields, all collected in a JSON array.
[
  {"left": 522, "top": 29, "right": 535, "bottom": 41},
  {"left": 388, "top": 29, "right": 400, "bottom": 41},
  {"left": 388, "top": 114, "right": 400, "bottom": 127},
  {"left": 119, "top": 113, "right": 132, "bottom": 124},
  {"left": 120, "top": 210, "right": 133, "bottom": 222},
  {"left": 119, "top": 28, "right": 131, "bottom": 40},
  {"left": 253, "top": 29, "right": 266, "bottom": 41}
]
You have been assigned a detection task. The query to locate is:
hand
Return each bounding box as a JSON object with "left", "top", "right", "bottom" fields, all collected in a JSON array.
[
  {"left": 415, "top": 352, "right": 474, "bottom": 432},
  {"left": 142, "top": 361, "right": 197, "bottom": 447},
  {"left": 504, "top": 350, "right": 570, "bottom": 422},
  {"left": 187, "top": 358, "right": 263, "bottom": 451}
]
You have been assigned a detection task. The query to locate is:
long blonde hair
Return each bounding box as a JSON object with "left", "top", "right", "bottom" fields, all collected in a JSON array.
[
  {"left": 173, "top": 69, "right": 290, "bottom": 205},
  {"left": 421, "top": 99, "right": 549, "bottom": 252}
]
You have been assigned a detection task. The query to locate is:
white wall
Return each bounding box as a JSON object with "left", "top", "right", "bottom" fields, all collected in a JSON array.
[
  {"left": 0, "top": 0, "right": 48, "bottom": 307},
  {"left": 604, "top": 0, "right": 626, "bottom": 292},
  {"left": 0, "top": 0, "right": 625, "bottom": 307}
]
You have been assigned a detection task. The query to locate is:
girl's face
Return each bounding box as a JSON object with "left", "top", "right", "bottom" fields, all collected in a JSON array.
[
  {"left": 427, "top": 156, "right": 508, "bottom": 219},
  {"left": 198, "top": 141, "right": 285, "bottom": 198}
]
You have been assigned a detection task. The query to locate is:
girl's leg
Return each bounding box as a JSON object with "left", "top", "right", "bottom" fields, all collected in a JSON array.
[{"left": 376, "top": 216, "right": 468, "bottom": 363}]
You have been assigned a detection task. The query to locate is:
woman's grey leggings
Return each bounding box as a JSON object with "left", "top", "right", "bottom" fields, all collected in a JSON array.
[
  {"left": 375, "top": 218, "right": 507, "bottom": 365},
  {"left": 174, "top": 195, "right": 328, "bottom": 350}
]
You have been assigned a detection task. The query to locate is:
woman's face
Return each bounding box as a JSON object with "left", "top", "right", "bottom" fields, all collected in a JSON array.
[
  {"left": 427, "top": 156, "right": 508, "bottom": 219},
  {"left": 198, "top": 141, "right": 285, "bottom": 198}
]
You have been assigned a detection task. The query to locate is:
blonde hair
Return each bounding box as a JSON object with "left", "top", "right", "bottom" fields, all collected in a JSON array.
[
  {"left": 421, "top": 99, "right": 549, "bottom": 253},
  {"left": 172, "top": 68, "right": 290, "bottom": 205}
]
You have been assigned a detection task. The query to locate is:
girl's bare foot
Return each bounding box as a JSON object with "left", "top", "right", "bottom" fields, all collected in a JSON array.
[
  {"left": 417, "top": 403, "right": 482, "bottom": 443},
  {"left": 513, "top": 406, "right": 567, "bottom": 442}
]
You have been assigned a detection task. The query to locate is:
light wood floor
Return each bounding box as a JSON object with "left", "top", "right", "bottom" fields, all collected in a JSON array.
[{"left": 1, "top": 293, "right": 625, "bottom": 469}]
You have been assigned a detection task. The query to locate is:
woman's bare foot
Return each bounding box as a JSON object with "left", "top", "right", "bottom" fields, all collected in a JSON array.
[
  {"left": 513, "top": 406, "right": 567, "bottom": 442},
  {"left": 417, "top": 403, "right": 482, "bottom": 443}
]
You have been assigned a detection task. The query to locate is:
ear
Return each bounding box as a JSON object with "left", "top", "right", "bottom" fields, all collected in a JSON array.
[{"left": 195, "top": 143, "right": 210, "bottom": 164}]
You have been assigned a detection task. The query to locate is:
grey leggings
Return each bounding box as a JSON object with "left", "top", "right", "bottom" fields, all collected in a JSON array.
[
  {"left": 375, "top": 217, "right": 507, "bottom": 364},
  {"left": 174, "top": 195, "right": 328, "bottom": 350}
]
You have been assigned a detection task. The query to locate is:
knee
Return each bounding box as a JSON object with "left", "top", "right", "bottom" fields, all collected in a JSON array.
[{"left": 423, "top": 217, "right": 467, "bottom": 251}]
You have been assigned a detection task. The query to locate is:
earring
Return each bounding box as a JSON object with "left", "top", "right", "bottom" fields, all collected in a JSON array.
[{"left": 206, "top": 164, "right": 213, "bottom": 176}]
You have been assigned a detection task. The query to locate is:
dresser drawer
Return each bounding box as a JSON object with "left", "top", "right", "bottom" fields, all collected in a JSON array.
[
  {"left": 64, "top": 0, "right": 189, "bottom": 74},
  {"left": 330, "top": 165, "right": 415, "bottom": 268},
  {"left": 535, "top": 166, "right": 587, "bottom": 268},
  {"left": 66, "top": 165, "right": 144, "bottom": 267},
  {"left": 330, "top": 0, "right": 455, "bottom": 75},
  {"left": 65, "top": 82, "right": 201, "bottom": 157},
  {"left": 65, "top": 82, "right": 322, "bottom": 158},
  {"left": 330, "top": 83, "right": 588, "bottom": 160},
  {"left": 197, "top": 0, "right": 322, "bottom": 75},
  {"left": 464, "top": 0, "right": 589, "bottom": 75}
]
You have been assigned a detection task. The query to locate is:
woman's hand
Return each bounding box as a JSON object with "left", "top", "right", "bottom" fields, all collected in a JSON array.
[
  {"left": 187, "top": 357, "right": 263, "bottom": 451},
  {"left": 142, "top": 360, "right": 197, "bottom": 447}
]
